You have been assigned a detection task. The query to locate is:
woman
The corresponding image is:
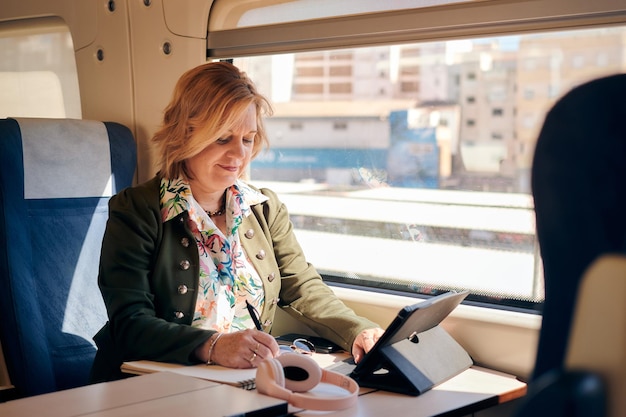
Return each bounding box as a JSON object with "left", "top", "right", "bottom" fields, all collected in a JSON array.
[{"left": 90, "top": 61, "right": 383, "bottom": 382}]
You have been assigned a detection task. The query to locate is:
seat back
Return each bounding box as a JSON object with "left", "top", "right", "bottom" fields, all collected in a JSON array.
[
  {"left": 531, "top": 73, "right": 626, "bottom": 381},
  {"left": 0, "top": 117, "right": 136, "bottom": 398},
  {"left": 516, "top": 73, "right": 626, "bottom": 417}
]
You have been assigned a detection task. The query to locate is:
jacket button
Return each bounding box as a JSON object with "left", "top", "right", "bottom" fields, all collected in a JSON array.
[
  {"left": 267, "top": 272, "right": 275, "bottom": 282},
  {"left": 180, "top": 259, "right": 190, "bottom": 270},
  {"left": 244, "top": 229, "right": 255, "bottom": 239},
  {"left": 181, "top": 237, "right": 190, "bottom": 247},
  {"left": 178, "top": 284, "right": 188, "bottom": 294},
  {"left": 256, "top": 250, "right": 266, "bottom": 260},
  {"left": 175, "top": 311, "right": 184, "bottom": 319},
  {"left": 271, "top": 297, "right": 279, "bottom": 305}
]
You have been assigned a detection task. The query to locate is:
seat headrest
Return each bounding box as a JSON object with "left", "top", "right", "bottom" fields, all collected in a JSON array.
[{"left": 17, "top": 117, "right": 114, "bottom": 199}]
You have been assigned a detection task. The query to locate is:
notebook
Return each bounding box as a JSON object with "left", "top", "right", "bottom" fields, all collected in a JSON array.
[
  {"left": 121, "top": 360, "right": 257, "bottom": 390},
  {"left": 328, "top": 290, "right": 473, "bottom": 396}
]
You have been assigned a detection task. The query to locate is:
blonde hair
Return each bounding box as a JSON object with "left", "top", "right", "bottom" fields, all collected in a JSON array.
[{"left": 152, "top": 61, "right": 273, "bottom": 179}]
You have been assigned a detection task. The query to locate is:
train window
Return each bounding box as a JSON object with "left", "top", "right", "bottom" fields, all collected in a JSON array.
[
  {"left": 231, "top": 23, "right": 626, "bottom": 311},
  {"left": 0, "top": 17, "right": 80, "bottom": 119}
]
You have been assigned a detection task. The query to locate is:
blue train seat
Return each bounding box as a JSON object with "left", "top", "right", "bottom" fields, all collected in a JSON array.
[{"left": 0, "top": 118, "right": 136, "bottom": 398}]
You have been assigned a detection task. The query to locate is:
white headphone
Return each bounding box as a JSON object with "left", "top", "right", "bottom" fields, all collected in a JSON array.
[{"left": 256, "top": 354, "right": 359, "bottom": 411}]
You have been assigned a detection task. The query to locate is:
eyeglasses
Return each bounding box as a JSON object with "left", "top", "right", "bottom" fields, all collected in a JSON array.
[{"left": 279, "top": 338, "right": 315, "bottom": 355}]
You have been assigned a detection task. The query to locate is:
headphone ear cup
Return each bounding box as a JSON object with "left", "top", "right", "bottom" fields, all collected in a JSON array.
[
  {"left": 276, "top": 354, "right": 322, "bottom": 392},
  {"left": 258, "top": 356, "right": 358, "bottom": 412},
  {"left": 256, "top": 358, "right": 290, "bottom": 400}
]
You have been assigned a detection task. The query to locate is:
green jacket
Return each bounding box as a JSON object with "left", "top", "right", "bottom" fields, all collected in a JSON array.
[{"left": 90, "top": 175, "right": 378, "bottom": 382}]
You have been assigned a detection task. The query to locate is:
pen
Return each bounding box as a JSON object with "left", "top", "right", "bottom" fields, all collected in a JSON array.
[{"left": 246, "top": 300, "right": 263, "bottom": 331}]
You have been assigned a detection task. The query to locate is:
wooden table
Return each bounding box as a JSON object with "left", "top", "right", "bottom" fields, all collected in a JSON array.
[
  {"left": 0, "top": 362, "right": 525, "bottom": 417},
  {"left": 295, "top": 366, "right": 526, "bottom": 417},
  {"left": 0, "top": 372, "right": 287, "bottom": 417}
]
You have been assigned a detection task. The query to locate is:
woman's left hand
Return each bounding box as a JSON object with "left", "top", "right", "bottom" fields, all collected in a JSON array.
[{"left": 352, "top": 327, "right": 385, "bottom": 363}]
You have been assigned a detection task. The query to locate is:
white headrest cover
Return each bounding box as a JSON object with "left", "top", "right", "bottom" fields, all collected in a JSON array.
[{"left": 18, "top": 118, "right": 113, "bottom": 199}]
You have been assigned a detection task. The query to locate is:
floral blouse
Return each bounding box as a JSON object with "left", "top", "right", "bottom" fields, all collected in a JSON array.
[{"left": 160, "top": 178, "right": 269, "bottom": 333}]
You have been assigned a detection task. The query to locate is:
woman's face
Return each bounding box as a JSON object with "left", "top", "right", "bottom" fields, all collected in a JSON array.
[{"left": 186, "top": 103, "right": 257, "bottom": 195}]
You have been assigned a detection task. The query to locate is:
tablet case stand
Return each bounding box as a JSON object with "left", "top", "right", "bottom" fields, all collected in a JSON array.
[{"left": 351, "top": 325, "right": 473, "bottom": 396}]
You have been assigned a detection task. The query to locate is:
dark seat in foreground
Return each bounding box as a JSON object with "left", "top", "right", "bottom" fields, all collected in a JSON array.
[{"left": 515, "top": 74, "right": 626, "bottom": 417}]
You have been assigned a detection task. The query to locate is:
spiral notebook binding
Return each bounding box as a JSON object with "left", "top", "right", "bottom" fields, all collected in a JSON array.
[{"left": 239, "top": 378, "right": 256, "bottom": 390}]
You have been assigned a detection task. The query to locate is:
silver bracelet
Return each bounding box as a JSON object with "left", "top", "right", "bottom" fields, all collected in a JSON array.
[{"left": 206, "top": 332, "right": 223, "bottom": 365}]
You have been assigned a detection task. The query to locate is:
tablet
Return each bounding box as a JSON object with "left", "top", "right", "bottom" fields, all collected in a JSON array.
[{"left": 330, "top": 290, "right": 472, "bottom": 395}]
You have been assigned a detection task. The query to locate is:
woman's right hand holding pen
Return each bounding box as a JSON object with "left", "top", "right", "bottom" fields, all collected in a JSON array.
[
  {"left": 196, "top": 329, "right": 280, "bottom": 369},
  {"left": 195, "top": 300, "right": 279, "bottom": 368}
]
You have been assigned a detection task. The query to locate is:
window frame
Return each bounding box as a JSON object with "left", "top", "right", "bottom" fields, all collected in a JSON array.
[{"left": 207, "top": 0, "right": 626, "bottom": 58}]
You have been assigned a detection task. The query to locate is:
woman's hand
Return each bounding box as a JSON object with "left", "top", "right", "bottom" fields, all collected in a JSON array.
[
  {"left": 198, "top": 329, "right": 280, "bottom": 368},
  {"left": 352, "top": 327, "right": 385, "bottom": 363}
]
